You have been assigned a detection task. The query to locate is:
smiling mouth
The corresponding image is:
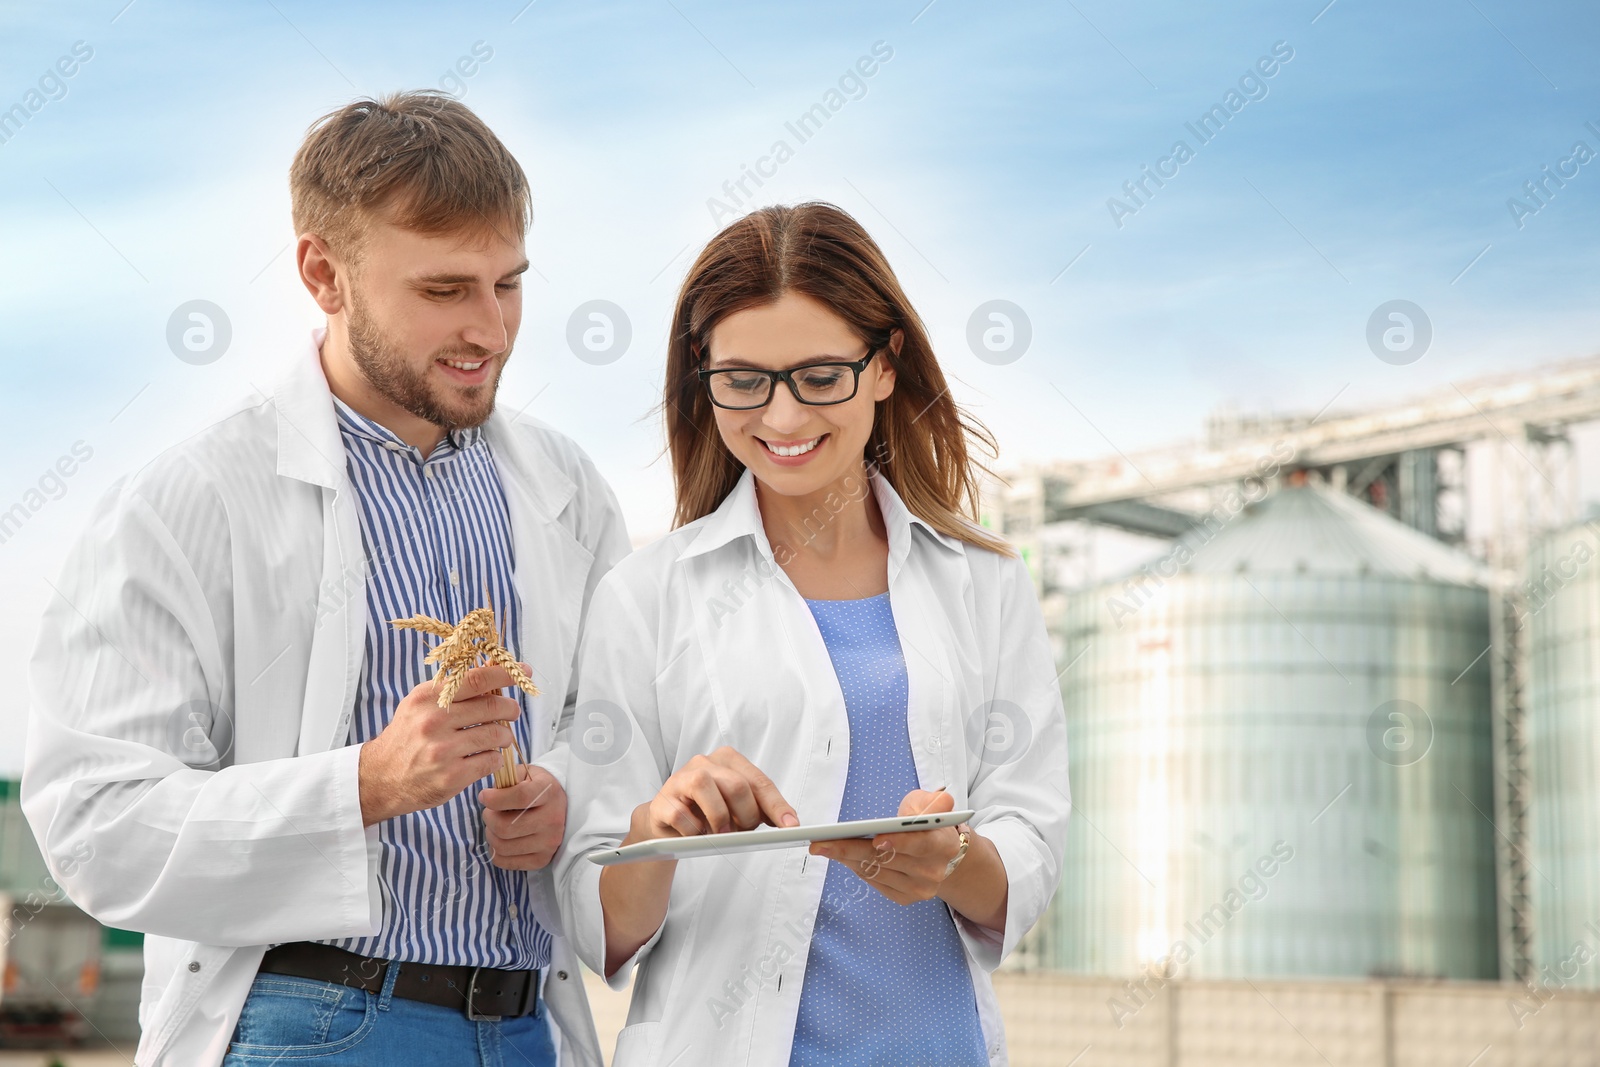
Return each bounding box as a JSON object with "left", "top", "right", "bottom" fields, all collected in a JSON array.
[
  {"left": 439, "top": 357, "right": 487, "bottom": 371},
  {"left": 759, "top": 435, "right": 825, "bottom": 458}
]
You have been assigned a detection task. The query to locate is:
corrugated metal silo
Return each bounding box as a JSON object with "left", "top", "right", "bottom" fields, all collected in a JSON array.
[
  {"left": 1528, "top": 519, "right": 1600, "bottom": 988},
  {"left": 1036, "top": 484, "right": 1498, "bottom": 981}
]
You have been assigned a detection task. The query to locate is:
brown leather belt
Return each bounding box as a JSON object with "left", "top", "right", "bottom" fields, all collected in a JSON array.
[{"left": 259, "top": 942, "right": 541, "bottom": 1021}]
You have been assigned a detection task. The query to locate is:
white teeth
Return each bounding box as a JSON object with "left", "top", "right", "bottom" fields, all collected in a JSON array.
[
  {"left": 765, "top": 437, "right": 820, "bottom": 458},
  {"left": 442, "top": 359, "right": 485, "bottom": 371}
]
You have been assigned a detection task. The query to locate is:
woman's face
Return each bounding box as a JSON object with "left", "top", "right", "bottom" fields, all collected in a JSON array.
[{"left": 705, "top": 291, "right": 896, "bottom": 500}]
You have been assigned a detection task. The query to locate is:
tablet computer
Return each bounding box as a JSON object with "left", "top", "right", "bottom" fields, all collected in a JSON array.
[{"left": 586, "top": 809, "right": 976, "bottom": 866}]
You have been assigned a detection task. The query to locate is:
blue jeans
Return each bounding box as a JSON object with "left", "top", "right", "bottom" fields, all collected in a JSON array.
[{"left": 222, "top": 960, "right": 556, "bottom": 1066}]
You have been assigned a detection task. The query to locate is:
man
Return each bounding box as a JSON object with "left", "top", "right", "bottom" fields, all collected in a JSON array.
[{"left": 22, "top": 92, "right": 626, "bottom": 1066}]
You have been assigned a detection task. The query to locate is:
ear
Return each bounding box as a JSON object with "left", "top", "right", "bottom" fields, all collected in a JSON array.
[
  {"left": 297, "top": 234, "right": 348, "bottom": 316},
  {"left": 872, "top": 330, "right": 901, "bottom": 401}
]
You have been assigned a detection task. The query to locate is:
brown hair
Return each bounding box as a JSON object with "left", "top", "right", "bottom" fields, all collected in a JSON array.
[
  {"left": 665, "top": 201, "right": 1013, "bottom": 556},
  {"left": 289, "top": 90, "right": 529, "bottom": 265}
]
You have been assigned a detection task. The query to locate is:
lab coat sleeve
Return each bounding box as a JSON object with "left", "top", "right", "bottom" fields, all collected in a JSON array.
[
  {"left": 552, "top": 560, "right": 673, "bottom": 990},
  {"left": 956, "top": 550, "right": 1072, "bottom": 970},
  {"left": 22, "top": 474, "right": 380, "bottom": 948}
]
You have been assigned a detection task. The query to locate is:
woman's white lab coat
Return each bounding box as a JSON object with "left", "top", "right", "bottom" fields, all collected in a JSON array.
[
  {"left": 23, "top": 330, "right": 628, "bottom": 1067},
  {"left": 554, "top": 469, "right": 1071, "bottom": 1066}
]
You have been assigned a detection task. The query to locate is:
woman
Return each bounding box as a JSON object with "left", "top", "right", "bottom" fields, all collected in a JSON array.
[{"left": 554, "top": 202, "right": 1070, "bottom": 1065}]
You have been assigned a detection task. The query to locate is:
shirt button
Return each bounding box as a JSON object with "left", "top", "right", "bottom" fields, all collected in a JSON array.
[
  {"left": 424, "top": 466, "right": 436, "bottom": 479},
  {"left": 382, "top": 441, "right": 402, "bottom": 452},
  {"left": 450, "top": 568, "right": 460, "bottom": 587},
  {"left": 508, "top": 905, "right": 519, "bottom": 919}
]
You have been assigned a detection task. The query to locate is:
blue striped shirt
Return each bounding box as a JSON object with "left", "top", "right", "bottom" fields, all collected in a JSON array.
[{"left": 316, "top": 396, "right": 552, "bottom": 970}]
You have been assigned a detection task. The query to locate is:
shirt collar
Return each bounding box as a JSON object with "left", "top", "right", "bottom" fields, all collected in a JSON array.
[
  {"left": 331, "top": 390, "right": 483, "bottom": 457},
  {"left": 270, "top": 327, "right": 346, "bottom": 489},
  {"left": 271, "top": 328, "right": 485, "bottom": 485},
  {"left": 869, "top": 471, "right": 969, "bottom": 558},
  {"left": 677, "top": 467, "right": 968, "bottom": 564}
]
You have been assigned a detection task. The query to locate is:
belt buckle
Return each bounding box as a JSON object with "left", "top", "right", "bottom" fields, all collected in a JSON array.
[
  {"left": 464, "top": 967, "right": 502, "bottom": 1022},
  {"left": 464, "top": 966, "right": 539, "bottom": 1021}
]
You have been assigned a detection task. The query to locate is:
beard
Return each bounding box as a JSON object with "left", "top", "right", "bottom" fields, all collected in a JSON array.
[{"left": 346, "top": 288, "right": 503, "bottom": 431}]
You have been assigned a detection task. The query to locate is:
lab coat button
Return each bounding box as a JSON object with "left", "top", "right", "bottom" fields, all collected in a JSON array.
[
  {"left": 188, "top": 961, "right": 201, "bottom": 972},
  {"left": 557, "top": 971, "right": 568, "bottom": 981}
]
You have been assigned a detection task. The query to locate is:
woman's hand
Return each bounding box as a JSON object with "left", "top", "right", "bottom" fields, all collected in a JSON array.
[
  {"left": 602, "top": 747, "right": 796, "bottom": 979},
  {"left": 628, "top": 746, "right": 799, "bottom": 843},
  {"left": 808, "top": 788, "right": 958, "bottom": 904},
  {"left": 809, "top": 788, "right": 1009, "bottom": 933}
]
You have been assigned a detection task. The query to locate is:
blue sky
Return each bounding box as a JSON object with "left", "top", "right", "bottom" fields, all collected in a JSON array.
[{"left": 2, "top": 0, "right": 1597, "bottom": 769}]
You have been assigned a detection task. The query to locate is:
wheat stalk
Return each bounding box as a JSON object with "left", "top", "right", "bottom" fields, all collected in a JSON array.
[{"left": 390, "top": 586, "right": 538, "bottom": 789}]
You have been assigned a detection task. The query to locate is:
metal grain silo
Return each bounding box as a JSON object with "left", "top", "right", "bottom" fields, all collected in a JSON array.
[
  {"left": 1528, "top": 519, "right": 1600, "bottom": 988},
  {"left": 1036, "top": 484, "right": 1498, "bottom": 981}
]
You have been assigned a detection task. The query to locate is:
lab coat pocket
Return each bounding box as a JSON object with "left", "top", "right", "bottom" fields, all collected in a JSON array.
[{"left": 611, "top": 1019, "right": 661, "bottom": 1066}]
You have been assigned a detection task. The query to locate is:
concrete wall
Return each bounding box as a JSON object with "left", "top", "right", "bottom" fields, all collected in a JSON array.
[
  {"left": 584, "top": 969, "right": 1600, "bottom": 1066},
  {"left": 990, "top": 971, "right": 1600, "bottom": 1067}
]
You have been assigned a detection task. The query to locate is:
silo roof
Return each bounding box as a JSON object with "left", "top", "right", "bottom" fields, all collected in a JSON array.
[{"left": 1178, "top": 485, "right": 1486, "bottom": 584}]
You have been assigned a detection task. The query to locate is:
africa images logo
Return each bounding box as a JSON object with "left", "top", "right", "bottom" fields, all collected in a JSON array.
[{"left": 1106, "top": 41, "right": 1295, "bottom": 229}]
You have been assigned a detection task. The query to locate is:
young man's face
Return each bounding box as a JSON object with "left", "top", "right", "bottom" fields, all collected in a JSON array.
[{"left": 342, "top": 219, "right": 528, "bottom": 431}]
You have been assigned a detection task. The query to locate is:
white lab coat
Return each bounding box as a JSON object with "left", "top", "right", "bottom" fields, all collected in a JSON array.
[
  {"left": 554, "top": 469, "right": 1071, "bottom": 1066},
  {"left": 23, "top": 329, "right": 629, "bottom": 1067}
]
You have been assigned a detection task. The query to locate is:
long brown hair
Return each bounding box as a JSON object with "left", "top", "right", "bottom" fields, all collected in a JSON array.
[{"left": 664, "top": 201, "right": 1013, "bottom": 557}]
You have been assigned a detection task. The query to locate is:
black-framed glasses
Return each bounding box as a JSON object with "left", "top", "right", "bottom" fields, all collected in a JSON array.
[{"left": 697, "top": 345, "right": 880, "bottom": 410}]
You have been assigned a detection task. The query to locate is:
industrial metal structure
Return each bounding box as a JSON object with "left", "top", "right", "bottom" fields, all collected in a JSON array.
[
  {"left": 989, "top": 359, "right": 1599, "bottom": 545},
  {"left": 1032, "top": 484, "right": 1498, "bottom": 980},
  {"left": 990, "top": 355, "right": 1600, "bottom": 986}
]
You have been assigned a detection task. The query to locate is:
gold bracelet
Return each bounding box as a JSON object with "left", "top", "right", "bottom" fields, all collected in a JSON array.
[{"left": 944, "top": 825, "right": 972, "bottom": 878}]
